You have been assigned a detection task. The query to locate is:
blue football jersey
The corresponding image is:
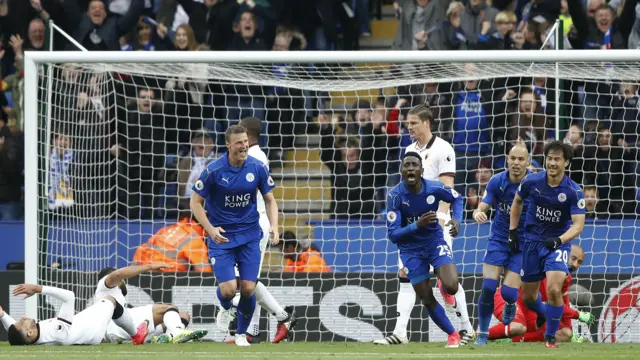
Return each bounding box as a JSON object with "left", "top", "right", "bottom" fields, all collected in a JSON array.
[
  {"left": 386, "top": 179, "right": 464, "bottom": 252},
  {"left": 192, "top": 153, "right": 275, "bottom": 236},
  {"left": 481, "top": 170, "right": 531, "bottom": 243},
  {"left": 516, "top": 171, "right": 585, "bottom": 242}
]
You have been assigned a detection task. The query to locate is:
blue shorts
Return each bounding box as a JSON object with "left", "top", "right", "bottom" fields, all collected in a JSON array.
[
  {"left": 208, "top": 227, "right": 263, "bottom": 283},
  {"left": 483, "top": 240, "right": 522, "bottom": 275},
  {"left": 521, "top": 241, "right": 570, "bottom": 283},
  {"left": 399, "top": 239, "right": 455, "bottom": 286}
]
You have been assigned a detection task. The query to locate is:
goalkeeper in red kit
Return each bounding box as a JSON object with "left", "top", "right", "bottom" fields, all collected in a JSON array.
[{"left": 489, "top": 244, "right": 595, "bottom": 343}]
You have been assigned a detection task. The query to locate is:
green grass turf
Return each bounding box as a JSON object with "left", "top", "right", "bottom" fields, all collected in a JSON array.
[{"left": 0, "top": 342, "right": 638, "bottom": 360}]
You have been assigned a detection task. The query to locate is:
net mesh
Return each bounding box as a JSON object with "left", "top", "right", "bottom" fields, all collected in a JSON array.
[{"left": 33, "top": 58, "right": 640, "bottom": 343}]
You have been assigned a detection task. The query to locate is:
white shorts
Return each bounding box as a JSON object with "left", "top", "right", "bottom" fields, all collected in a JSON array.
[
  {"left": 104, "top": 304, "right": 158, "bottom": 344},
  {"left": 69, "top": 299, "right": 114, "bottom": 345},
  {"left": 234, "top": 215, "right": 270, "bottom": 278},
  {"left": 398, "top": 213, "right": 453, "bottom": 273},
  {"left": 95, "top": 277, "right": 127, "bottom": 307}
]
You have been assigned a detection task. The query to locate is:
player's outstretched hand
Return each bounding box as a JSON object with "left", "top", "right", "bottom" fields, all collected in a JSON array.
[
  {"left": 508, "top": 229, "right": 520, "bottom": 253},
  {"left": 578, "top": 311, "right": 595, "bottom": 324},
  {"left": 13, "top": 284, "right": 42, "bottom": 299},
  {"left": 148, "top": 263, "right": 171, "bottom": 271},
  {"left": 542, "top": 237, "right": 562, "bottom": 250},
  {"left": 447, "top": 219, "right": 460, "bottom": 237},
  {"left": 210, "top": 227, "right": 229, "bottom": 245},
  {"left": 417, "top": 211, "right": 438, "bottom": 228},
  {"left": 270, "top": 226, "right": 280, "bottom": 246}
]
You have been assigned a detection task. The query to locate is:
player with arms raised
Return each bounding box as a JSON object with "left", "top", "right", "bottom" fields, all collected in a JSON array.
[
  {"left": 472, "top": 142, "right": 531, "bottom": 345},
  {"left": 509, "top": 141, "right": 586, "bottom": 348},
  {"left": 385, "top": 152, "right": 464, "bottom": 348},
  {"left": 190, "top": 125, "right": 280, "bottom": 347},
  {"left": 375, "top": 104, "right": 474, "bottom": 345}
]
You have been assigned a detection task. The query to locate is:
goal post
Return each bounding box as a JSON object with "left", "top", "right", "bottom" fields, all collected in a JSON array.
[{"left": 23, "top": 50, "right": 640, "bottom": 341}]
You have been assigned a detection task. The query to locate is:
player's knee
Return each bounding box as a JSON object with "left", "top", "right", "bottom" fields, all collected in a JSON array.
[
  {"left": 239, "top": 280, "right": 256, "bottom": 297},
  {"left": 441, "top": 280, "right": 458, "bottom": 296},
  {"left": 112, "top": 299, "right": 124, "bottom": 320},
  {"left": 510, "top": 323, "right": 527, "bottom": 337},
  {"left": 218, "top": 282, "right": 237, "bottom": 299},
  {"left": 555, "top": 328, "right": 572, "bottom": 342},
  {"left": 179, "top": 311, "right": 190, "bottom": 328},
  {"left": 546, "top": 285, "right": 563, "bottom": 302}
]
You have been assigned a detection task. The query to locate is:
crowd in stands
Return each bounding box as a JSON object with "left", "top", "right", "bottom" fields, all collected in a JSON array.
[{"left": 0, "top": 0, "right": 639, "bottom": 236}]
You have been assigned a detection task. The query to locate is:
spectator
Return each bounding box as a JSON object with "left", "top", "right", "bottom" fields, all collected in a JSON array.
[
  {"left": 425, "top": 1, "right": 467, "bottom": 51},
  {"left": 459, "top": 0, "right": 498, "bottom": 47},
  {"left": 2, "top": 35, "right": 25, "bottom": 130},
  {"left": 624, "top": 0, "right": 640, "bottom": 49},
  {"left": 583, "top": 184, "right": 607, "bottom": 219},
  {"left": 392, "top": 0, "right": 448, "bottom": 50},
  {"left": 503, "top": 88, "right": 548, "bottom": 158},
  {"left": 610, "top": 83, "right": 640, "bottom": 150},
  {"left": 228, "top": 11, "right": 266, "bottom": 50},
  {"left": 466, "top": 159, "right": 493, "bottom": 217},
  {"left": 25, "top": 17, "right": 47, "bottom": 51},
  {"left": 477, "top": 10, "right": 524, "bottom": 50},
  {"left": 564, "top": 123, "right": 584, "bottom": 148},
  {"left": 0, "top": 118, "right": 21, "bottom": 220},
  {"left": 175, "top": 129, "right": 216, "bottom": 213},
  {"left": 281, "top": 231, "right": 331, "bottom": 273},
  {"left": 559, "top": 0, "right": 573, "bottom": 36},
  {"left": 48, "top": 133, "right": 74, "bottom": 211},
  {"left": 351, "top": 100, "right": 388, "bottom": 191}
]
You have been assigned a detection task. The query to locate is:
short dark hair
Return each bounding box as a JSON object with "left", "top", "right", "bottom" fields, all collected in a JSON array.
[
  {"left": 225, "top": 125, "right": 247, "bottom": 143},
  {"left": 543, "top": 140, "right": 573, "bottom": 162},
  {"left": 407, "top": 104, "right": 433, "bottom": 123},
  {"left": 7, "top": 325, "right": 27, "bottom": 346},
  {"left": 98, "top": 267, "right": 116, "bottom": 281},
  {"left": 402, "top": 151, "right": 423, "bottom": 164},
  {"left": 238, "top": 117, "right": 262, "bottom": 139}
]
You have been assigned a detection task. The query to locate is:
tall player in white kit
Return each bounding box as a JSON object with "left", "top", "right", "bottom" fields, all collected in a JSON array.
[{"left": 374, "top": 105, "right": 475, "bottom": 345}]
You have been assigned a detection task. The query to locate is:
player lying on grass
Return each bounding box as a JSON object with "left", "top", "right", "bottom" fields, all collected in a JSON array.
[
  {"left": 97, "top": 265, "right": 208, "bottom": 344},
  {"left": 191, "top": 125, "right": 280, "bottom": 347},
  {"left": 385, "top": 152, "right": 464, "bottom": 348},
  {"left": 472, "top": 142, "right": 531, "bottom": 345},
  {"left": 488, "top": 244, "right": 595, "bottom": 343},
  {"left": 1, "top": 284, "right": 126, "bottom": 345},
  {"left": 509, "top": 141, "right": 586, "bottom": 348}
]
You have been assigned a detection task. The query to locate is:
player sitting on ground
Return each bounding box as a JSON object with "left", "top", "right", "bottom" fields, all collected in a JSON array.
[
  {"left": 472, "top": 142, "right": 531, "bottom": 345},
  {"left": 489, "top": 244, "right": 595, "bottom": 343},
  {"left": 190, "top": 125, "right": 280, "bottom": 347},
  {"left": 1, "top": 284, "right": 123, "bottom": 345},
  {"left": 509, "top": 141, "right": 586, "bottom": 348},
  {"left": 385, "top": 151, "right": 464, "bottom": 348}
]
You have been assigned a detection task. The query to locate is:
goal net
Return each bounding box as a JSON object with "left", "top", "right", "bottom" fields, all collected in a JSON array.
[{"left": 24, "top": 50, "right": 640, "bottom": 343}]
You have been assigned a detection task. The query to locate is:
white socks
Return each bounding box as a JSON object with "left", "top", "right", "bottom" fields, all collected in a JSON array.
[
  {"left": 454, "top": 283, "right": 474, "bottom": 332},
  {"left": 393, "top": 282, "right": 416, "bottom": 338},
  {"left": 114, "top": 307, "right": 138, "bottom": 337},
  {"left": 255, "top": 282, "right": 289, "bottom": 322},
  {"left": 163, "top": 310, "right": 185, "bottom": 338},
  {"left": 247, "top": 303, "right": 262, "bottom": 336}
]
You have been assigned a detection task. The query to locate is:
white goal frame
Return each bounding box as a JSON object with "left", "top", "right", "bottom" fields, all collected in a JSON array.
[{"left": 23, "top": 49, "right": 640, "bottom": 319}]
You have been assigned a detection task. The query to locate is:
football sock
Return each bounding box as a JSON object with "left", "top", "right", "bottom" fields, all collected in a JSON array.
[
  {"left": 247, "top": 303, "right": 261, "bottom": 336},
  {"left": 163, "top": 308, "right": 185, "bottom": 338},
  {"left": 526, "top": 292, "right": 546, "bottom": 317},
  {"left": 393, "top": 281, "right": 415, "bottom": 338},
  {"left": 426, "top": 303, "right": 455, "bottom": 335},
  {"left": 478, "top": 279, "right": 498, "bottom": 334},
  {"left": 453, "top": 283, "right": 474, "bottom": 332},
  {"left": 501, "top": 284, "right": 519, "bottom": 304},
  {"left": 217, "top": 287, "right": 233, "bottom": 311},
  {"left": 545, "top": 304, "right": 564, "bottom": 339},
  {"left": 236, "top": 294, "right": 256, "bottom": 335},
  {"left": 114, "top": 307, "right": 138, "bottom": 337},
  {"left": 255, "top": 281, "right": 289, "bottom": 322},
  {"left": 488, "top": 323, "right": 512, "bottom": 339}
]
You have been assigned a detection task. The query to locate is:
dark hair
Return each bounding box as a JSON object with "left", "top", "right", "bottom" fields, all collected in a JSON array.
[
  {"left": 238, "top": 117, "right": 262, "bottom": 139},
  {"left": 543, "top": 140, "right": 573, "bottom": 162},
  {"left": 225, "top": 125, "right": 247, "bottom": 143},
  {"left": 407, "top": 104, "right": 433, "bottom": 123},
  {"left": 98, "top": 267, "right": 116, "bottom": 281},
  {"left": 7, "top": 325, "right": 27, "bottom": 346},
  {"left": 281, "top": 231, "right": 298, "bottom": 248},
  {"left": 402, "top": 151, "right": 423, "bottom": 164}
]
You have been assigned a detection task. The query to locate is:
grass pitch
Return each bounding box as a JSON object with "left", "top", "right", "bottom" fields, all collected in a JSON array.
[{"left": 0, "top": 342, "right": 638, "bottom": 360}]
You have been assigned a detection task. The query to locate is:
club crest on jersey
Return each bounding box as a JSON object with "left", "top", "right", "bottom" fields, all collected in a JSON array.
[
  {"left": 210, "top": 257, "right": 216, "bottom": 265},
  {"left": 558, "top": 193, "right": 567, "bottom": 202},
  {"left": 578, "top": 198, "right": 586, "bottom": 209},
  {"left": 268, "top": 176, "right": 275, "bottom": 186},
  {"left": 246, "top": 173, "right": 255, "bottom": 182},
  {"left": 387, "top": 211, "right": 397, "bottom": 222},
  {"left": 446, "top": 155, "right": 452, "bottom": 162},
  {"left": 427, "top": 195, "right": 435, "bottom": 204},
  {"left": 451, "top": 189, "right": 459, "bottom": 198},
  {"left": 195, "top": 180, "right": 204, "bottom": 191}
]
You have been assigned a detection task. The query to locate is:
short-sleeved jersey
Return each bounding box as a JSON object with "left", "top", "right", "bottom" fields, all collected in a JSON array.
[
  {"left": 192, "top": 154, "right": 275, "bottom": 237},
  {"left": 36, "top": 318, "right": 72, "bottom": 345},
  {"left": 95, "top": 277, "right": 126, "bottom": 306},
  {"left": 386, "top": 179, "right": 463, "bottom": 252},
  {"left": 481, "top": 170, "right": 531, "bottom": 243},
  {"left": 516, "top": 172, "right": 585, "bottom": 242},
  {"left": 248, "top": 145, "right": 269, "bottom": 218},
  {"left": 405, "top": 136, "right": 456, "bottom": 181}
]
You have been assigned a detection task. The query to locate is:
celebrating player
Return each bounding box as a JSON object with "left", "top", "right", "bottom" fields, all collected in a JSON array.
[
  {"left": 375, "top": 104, "right": 474, "bottom": 345},
  {"left": 384, "top": 152, "right": 464, "bottom": 348},
  {"left": 472, "top": 142, "right": 531, "bottom": 345},
  {"left": 509, "top": 141, "right": 586, "bottom": 348},
  {"left": 190, "top": 125, "right": 280, "bottom": 347},
  {"left": 1, "top": 284, "right": 124, "bottom": 345},
  {"left": 489, "top": 244, "right": 595, "bottom": 343}
]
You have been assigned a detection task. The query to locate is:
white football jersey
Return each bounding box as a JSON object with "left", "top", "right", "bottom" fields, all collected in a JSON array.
[
  {"left": 94, "top": 277, "right": 127, "bottom": 306},
  {"left": 248, "top": 145, "right": 269, "bottom": 218},
  {"left": 35, "top": 318, "right": 71, "bottom": 345},
  {"left": 405, "top": 136, "right": 456, "bottom": 181}
]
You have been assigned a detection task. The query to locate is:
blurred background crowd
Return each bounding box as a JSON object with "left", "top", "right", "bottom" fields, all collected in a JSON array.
[{"left": 0, "top": 0, "right": 638, "bottom": 271}]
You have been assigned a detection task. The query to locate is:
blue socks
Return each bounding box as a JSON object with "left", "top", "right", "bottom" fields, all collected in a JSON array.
[
  {"left": 501, "top": 285, "right": 519, "bottom": 304},
  {"left": 236, "top": 294, "right": 257, "bottom": 335},
  {"left": 526, "top": 292, "right": 546, "bottom": 317},
  {"left": 545, "top": 304, "right": 564, "bottom": 338},
  {"left": 427, "top": 303, "right": 455, "bottom": 335},
  {"left": 216, "top": 287, "right": 233, "bottom": 310},
  {"left": 477, "top": 279, "right": 498, "bottom": 334}
]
